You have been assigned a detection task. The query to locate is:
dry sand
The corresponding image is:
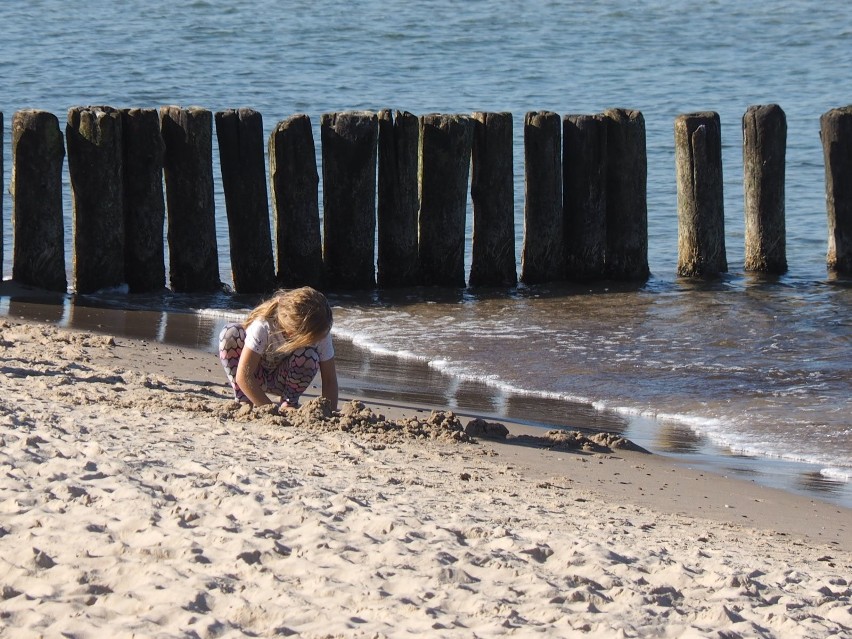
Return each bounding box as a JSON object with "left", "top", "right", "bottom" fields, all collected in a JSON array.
[{"left": 0, "top": 317, "right": 850, "bottom": 638}]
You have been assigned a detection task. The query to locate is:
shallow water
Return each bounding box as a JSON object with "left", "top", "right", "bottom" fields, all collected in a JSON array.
[{"left": 1, "top": 0, "right": 850, "bottom": 504}]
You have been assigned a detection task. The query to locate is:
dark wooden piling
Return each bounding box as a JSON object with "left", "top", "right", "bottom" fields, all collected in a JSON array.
[
  {"left": 469, "top": 111, "right": 517, "bottom": 287},
  {"left": 521, "top": 111, "right": 563, "bottom": 284},
  {"left": 121, "top": 109, "right": 166, "bottom": 292},
  {"left": 418, "top": 114, "right": 474, "bottom": 287},
  {"left": 121, "top": 108, "right": 166, "bottom": 293},
  {"left": 743, "top": 104, "right": 787, "bottom": 274},
  {"left": 320, "top": 111, "right": 379, "bottom": 289},
  {"left": 563, "top": 114, "right": 607, "bottom": 281},
  {"left": 269, "top": 114, "right": 324, "bottom": 289},
  {"left": 674, "top": 111, "right": 728, "bottom": 277},
  {"left": 10, "top": 110, "right": 67, "bottom": 292},
  {"left": 820, "top": 106, "right": 852, "bottom": 274},
  {"left": 603, "top": 108, "right": 649, "bottom": 280},
  {"left": 159, "top": 106, "right": 221, "bottom": 293},
  {"left": 377, "top": 109, "right": 420, "bottom": 287},
  {"left": 66, "top": 106, "right": 124, "bottom": 294},
  {"left": 215, "top": 108, "right": 276, "bottom": 294},
  {"left": 1, "top": 112, "right": 3, "bottom": 278}
]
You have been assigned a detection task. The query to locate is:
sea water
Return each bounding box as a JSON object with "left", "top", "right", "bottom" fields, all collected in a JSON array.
[{"left": 1, "top": 0, "right": 850, "bottom": 503}]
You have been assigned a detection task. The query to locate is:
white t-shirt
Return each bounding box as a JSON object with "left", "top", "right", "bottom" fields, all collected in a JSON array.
[{"left": 244, "top": 319, "right": 334, "bottom": 371}]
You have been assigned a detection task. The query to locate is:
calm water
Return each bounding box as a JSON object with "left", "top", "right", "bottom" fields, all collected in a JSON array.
[{"left": 1, "top": 1, "right": 850, "bottom": 503}]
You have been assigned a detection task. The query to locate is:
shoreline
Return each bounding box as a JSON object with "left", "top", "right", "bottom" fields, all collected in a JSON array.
[
  {"left": 0, "top": 282, "right": 849, "bottom": 542},
  {"left": 2, "top": 281, "right": 851, "bottom": 511},
  {"left": 0, "top": 311, "right": 850, "bottom": 636}
]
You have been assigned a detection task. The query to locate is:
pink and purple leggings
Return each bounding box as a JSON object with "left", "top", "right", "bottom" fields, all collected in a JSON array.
[{"left": 218, "top": 323, "right": 320, "bottom": 406}]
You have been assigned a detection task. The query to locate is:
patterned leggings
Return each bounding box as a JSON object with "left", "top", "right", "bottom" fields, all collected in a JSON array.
[{"left": 218, "top": 322, "right": 320, "bottom": 405}]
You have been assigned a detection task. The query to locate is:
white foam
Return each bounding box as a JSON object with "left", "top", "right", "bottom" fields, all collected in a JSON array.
[{"left": 820, "top": 467, "right": 851, "bottom": 482}]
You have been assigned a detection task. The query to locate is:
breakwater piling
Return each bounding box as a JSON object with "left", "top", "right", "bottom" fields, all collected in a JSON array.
[
  {"left": 10, "top": 110, "right": 67, "bottom": 292},
  {"left": 743, "top": 104, "right": 787, "bottom": 274},
  {"left": 2, "top": 104, "right": 850, "bottom": 294},
  {"left": 563, "top": 113, "right": 607, "bottom": 281},
  {"left": 216, "top": 108, "right": 276, "bottom": 295},
  {"left": 470, "top": 111, "right": 517, "bottom": 288},
  {"left": 269, "top": 114, "right": 324, "bottom": 289},
  {"left": 821, "top": 106, "right": 852, "bottom": 275},
  {"left": 377, "top": 110, "right": 420, "bottom": 288},
  {"left": 675, "top": 112, "right": 728, "bottom": 278},
  {"left": 122, "top": 108, "right": 167, "bottom": 293},
  {"left": 321, "top": 111, "right": 379, "bottom": 290},
  {"left": 521, "top": 111, "right": 563, "bottom": 284},
  {"left": 66, "top": 106, "right": 125, "bottom": 294},
  {"left": 159, "top": 106, "right": 221, "bottom": 293},
  {"left": 418, "top": 114, "right": 473, "bottom": 288}
]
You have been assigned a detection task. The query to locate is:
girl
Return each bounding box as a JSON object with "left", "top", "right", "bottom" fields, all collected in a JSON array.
[{"left": 218, "top": 287, "right": 338, "bottom": 411}]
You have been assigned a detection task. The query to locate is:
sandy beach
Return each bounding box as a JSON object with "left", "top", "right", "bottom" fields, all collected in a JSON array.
[{"left": 0, "top": 313, "right": 850, "bottom": 638}]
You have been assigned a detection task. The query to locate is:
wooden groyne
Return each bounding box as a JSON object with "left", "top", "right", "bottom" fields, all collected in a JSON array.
[{"left": 2, "top": 103, "right": 851, "bottom": 295}]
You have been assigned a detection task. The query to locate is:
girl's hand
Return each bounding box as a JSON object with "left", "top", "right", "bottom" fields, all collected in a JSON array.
[
  {"left": 235, "top": 347, "right": 272, "bottom": 406},
  {"left": 279, "top": 399, "right": 298, "bottom": 410}
]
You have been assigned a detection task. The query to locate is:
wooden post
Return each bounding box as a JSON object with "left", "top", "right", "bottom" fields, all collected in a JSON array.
[
  {"left": 418, "top": 114, "right": 474, "bottom": 287},
  {"left": 470, "top": 111, "right": 517, "bottom": 287},
  {"left": 377, "top": 109, "right": 420, "bottom": 287},
  {"left": 521, "top": 111, "right": 563, "bottom": 284},
  {"left": 66, "top": 106, "right": 124, "bottom": 294},
  {"left": 604, "top": 108, "right": 649, "bottom": 280},
  {"left": 10, "top": 110, "right": 67, "bottom": 292},
  {"left": 563, "top": 114, "right": 607, "bottom": 281},
  {"left": 743, "top": 104, "right": 787, "bottom": 274},
  {"left": 674, "top": 112, "right": 728, "bottom": 277},
  {"left": 269, "top": 114, "right": 324, "bottom": 289},
  {"left": 159, "top": 106, "right": 221, "bottom": 293},
  {"left": 820, "top": 106, "right": 852, "bottom": 274},
  {"left": 1, "top": 112, "right": 3, "bottom": 279},
  {"left": 321, "top": 111, "right": 378, "bottom": 289},
  {"left": 215, "top": 108, "right": 276, "bottom": 294},
  {"left": 121, "top": 108, "right": 166, "bottom": 292}
]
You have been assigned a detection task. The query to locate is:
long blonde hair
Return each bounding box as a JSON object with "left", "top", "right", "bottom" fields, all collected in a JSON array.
[{"left": 245, "top": 287, "right": 333, "bottom": 354}]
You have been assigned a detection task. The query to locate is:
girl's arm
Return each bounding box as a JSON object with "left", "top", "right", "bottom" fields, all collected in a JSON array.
[
  {"left": 235, "top": 347, "right": 273, "bottom": 406},
  {"left": 319, "top": 358, "right": 339, "bottom": 411}
]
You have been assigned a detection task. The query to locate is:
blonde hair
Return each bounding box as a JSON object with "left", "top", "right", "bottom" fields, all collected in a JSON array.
[{"left": 245, "top": 287, "right": 333, "bottom": 354}]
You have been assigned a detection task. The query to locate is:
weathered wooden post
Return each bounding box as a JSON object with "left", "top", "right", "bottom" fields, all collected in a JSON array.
[
  {"left": 521, "top": 111, "right": 563, "bottom": 284},
  {"left": 743, "top": 104, "right": 787, "bottom": 274},
  {"left": 418, "top": 114, "right": 474, "bottom": 287},
  {"left": 321, "top": 111, "right": 378, "bottom": 289},
  {"left": 820, "top": 106, "right": 852, "bottom": 275},
  {"left": 269, "top": 114, "right": 324, "bottom": 289},
  {"left": 1, "top": 112, "right": 3, "bottom": 279},
  {"left": 377, "top": 109, "right": 420, "bottom": 287},
  {"left": 604, "top": 108, "right": 649, "bottom": 280},
  {"left": 159, "top": 106, "right": 221, "bottom": 292},
  {"left": 215, "top": 108, "right": 276, "bottom": 294},
  {"left": 121, "top": 108, "right": 166, "bottom": 292},
  {"left": 563, "top": 114, "right": 607, "bottom": 281},
  {"left": 674, "top": 111, "right": 728, "bottom": 277},
  {"left": 469, "top": 111, "right": 517, "bottom": 287},
  {"left": 66, "top": 106, "right": 124, "bottom": 294},
  {"left": 11, "top": 110, "right": 67, "bottom": 291}
]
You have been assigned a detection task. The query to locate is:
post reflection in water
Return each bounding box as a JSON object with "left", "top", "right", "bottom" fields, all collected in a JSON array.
[
  {"left": 5, "top": 297, "right": 68, "bottom": 325},
  {"left": 67, "top": 302, "right": 164, "bottom": 342},
  {"left": 653, "top": 421, "right": 706, "bottom": 455}
]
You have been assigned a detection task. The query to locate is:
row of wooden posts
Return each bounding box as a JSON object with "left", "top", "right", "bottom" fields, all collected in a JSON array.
[{"left": 2, "top": 104, "right": 851, "bottom": 295}]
